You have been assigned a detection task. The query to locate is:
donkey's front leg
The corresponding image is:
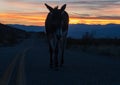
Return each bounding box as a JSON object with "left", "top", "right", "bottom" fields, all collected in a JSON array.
[
  {"left": 60, "top": 42, "right": 64, "bottom": 67},
  {"left": 60, "top": 37, "right": 66, "bottom": 67},
  {"left": 54, "top": 42, "right": 59, "bottom": 68},
  {"left": 48, "top": 41, "right": 53, "bottom": 68}
]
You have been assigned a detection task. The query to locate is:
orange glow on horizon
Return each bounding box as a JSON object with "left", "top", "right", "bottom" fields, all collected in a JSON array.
[
  {"left": 0, "top": 13, "right": 120, "bottom": 26},
  {"left": 70, "top": 17, "right": 120, "bottom": 25}
]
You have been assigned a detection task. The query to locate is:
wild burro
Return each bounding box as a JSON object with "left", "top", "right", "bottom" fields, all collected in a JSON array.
[{"left": 45, "top": 3, "right": 69, "bottom": 69}]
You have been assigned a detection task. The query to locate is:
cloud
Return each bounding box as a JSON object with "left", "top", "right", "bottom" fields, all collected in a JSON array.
[
  {"left": 97, "top": 16, "right": 120, "bottom": 20},
  {"left": 69, "top": 12, "right": 120, "bottom": 20},
  {"left": 68, "top": 0, "right": 120, "bottom": 10},
  {"left": 0, "top": 0, "right": 120, "bottom": 25}
]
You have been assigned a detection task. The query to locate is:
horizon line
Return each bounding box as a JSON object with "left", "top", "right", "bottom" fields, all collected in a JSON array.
[{"left": 6, "top": 23, "right": 120, "bottom": 27}]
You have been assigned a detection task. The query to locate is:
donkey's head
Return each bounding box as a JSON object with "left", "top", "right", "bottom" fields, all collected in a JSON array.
[
  {"left": 45, "top": 3, "right": 66, "bottom": 27},
  {"left": 45, "top": 3, "right": 67, "bottom": 39}
]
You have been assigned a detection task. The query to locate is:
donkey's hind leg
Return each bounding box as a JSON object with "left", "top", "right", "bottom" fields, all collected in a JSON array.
[
  {"left": 60, "top": 49, "right": 64, "bottom": 67},
  {"left": 54, "top": 43, "right": 59, "bottom": 68}
]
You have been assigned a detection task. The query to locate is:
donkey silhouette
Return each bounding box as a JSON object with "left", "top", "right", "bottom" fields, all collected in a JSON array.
[{"left": 45, "top": 3, "right": 69, "bottom": 68}]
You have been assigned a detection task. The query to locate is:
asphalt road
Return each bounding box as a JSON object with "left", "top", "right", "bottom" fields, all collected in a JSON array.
[{"left": 0, "top": 33, "right": 120, "bottom": 85}]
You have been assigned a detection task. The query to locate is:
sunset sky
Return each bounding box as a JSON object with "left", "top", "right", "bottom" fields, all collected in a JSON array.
[{"left": 0, "top": 0, "right": 120, "bottom": 26}]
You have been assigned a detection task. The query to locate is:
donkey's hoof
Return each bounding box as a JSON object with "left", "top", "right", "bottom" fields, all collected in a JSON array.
[
  {"left": 49, "top": 64, "right": 53, "bottom": 69},
  {"left": 54, "top": 67, "right": 59, "bottom": 71}
]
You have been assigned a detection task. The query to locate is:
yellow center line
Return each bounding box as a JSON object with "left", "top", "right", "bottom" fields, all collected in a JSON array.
[
  {"left": 16, "top": 47, "right": 31, "bottom": 85},
  {"left": 0, "top": 52, "right": 20, "bottom": 85},
  {"left": 0, "top": 47, "right": 31, "bottom": 85}
]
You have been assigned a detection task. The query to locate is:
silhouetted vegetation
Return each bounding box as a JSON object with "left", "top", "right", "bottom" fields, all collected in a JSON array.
[
  {"left": 66, "top": 31, "right": 120, "bottom": 58},
  {"left": 0, "top": 23, "right": 30, "bottom": 46},
  {"left": 67, "top": 31, "right": 120, "bottom": 46},
  {"left": 67, "top": 38, "right": 120, "bottom": 46},
  {"left": 38, "top": 32, "right": 46, "bottom": 38}
]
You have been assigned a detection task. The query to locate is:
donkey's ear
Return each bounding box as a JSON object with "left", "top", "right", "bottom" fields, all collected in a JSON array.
[
  {"left": 61, "top": 4, "right": 66, "bottom": 12},
  {"left": 45, "top": 3, "right": 53, "bottom": 12}
]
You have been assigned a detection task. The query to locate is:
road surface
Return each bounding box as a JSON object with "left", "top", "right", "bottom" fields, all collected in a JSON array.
[{"left": 0, "top": 33, "right": 120, "bottom": 85}]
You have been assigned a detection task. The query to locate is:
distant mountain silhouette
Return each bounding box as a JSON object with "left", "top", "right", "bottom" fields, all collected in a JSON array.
[
  {"left": 0, "top": 23, "right": 29, "bottom": 46},
  {"left": 8, "top": 24, "right": 45, "bottom": 32},
  {"left": 68, "top": 24, "right": 120, "bottom": 39},
  {"left": 8, "top": 24, "right": 120, "bottom": 39}
]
